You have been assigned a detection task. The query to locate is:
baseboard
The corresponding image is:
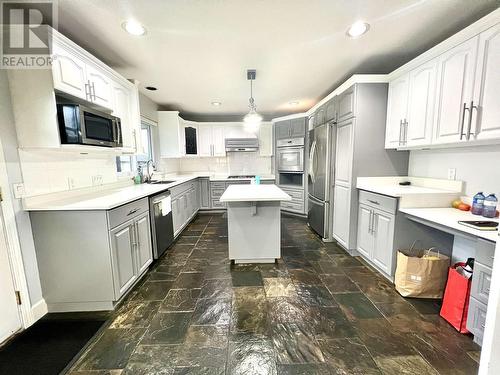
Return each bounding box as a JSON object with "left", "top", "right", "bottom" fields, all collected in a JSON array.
[{"left": 30, "top": 298, "right": 48, "bottom": 324}]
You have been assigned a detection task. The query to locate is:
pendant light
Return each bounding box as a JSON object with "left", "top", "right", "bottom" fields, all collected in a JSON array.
[{"left": 243, "top": 69, "right": 262, "bottom": 132}]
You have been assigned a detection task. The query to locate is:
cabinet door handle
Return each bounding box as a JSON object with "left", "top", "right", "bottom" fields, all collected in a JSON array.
[
  {"left": 368, "top": 210, "right": 373, "bottom": 233},
  {"left": 373, "top": 213, "right": 378, "bottom": 234},
  {"left": 398, "top": 120, "right": 403, "bottom": 146},
  {"left": 467, "top": 100, "right": 477, "bottom": 140},
  {"left": 135, "top": 222, "right": 140, "bottom": 249},
  {"left": 367, "top": 199, "right": 380, "bottom": 205},
  {"left": 460, "top": 103, "right": 469, "bottom": 140},
  {"left": 404, "top": 120, "right": 408, "bottom": 145},
  {"left": 127, "top": 208, "right": 139, "bottom": 216},
  {"left": 84, "top": 82, "right": 90, "bottom": 100},
  {"left": 91, "top": 82, "right": 96, "bottom": 101}
]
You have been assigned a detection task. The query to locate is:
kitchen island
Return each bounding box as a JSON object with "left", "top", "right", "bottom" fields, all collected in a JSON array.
[{"left": 220, "top": 184, "right": 291, "bottom": 263}]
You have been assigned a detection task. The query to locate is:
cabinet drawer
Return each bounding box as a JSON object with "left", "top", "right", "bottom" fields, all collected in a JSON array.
[
  {"left": 108, "top": 197, "right": 149, "bottom": 229},
  {"left": 471, "top": 262, "right": 492, "bottom": 305},
  {"left": 281, "top": 200, "right": 304, "bottom": 213},
  {"left": 261, "top": 180, "right": 275, "bottom": 185},
  {"left": 211, "top": 181, "right": 226, "bottom": 189},
  {"left": 170, "top": 180, "right": 195, "bottom": 198},
  {"left": 359, "top": 190, "right": 397, "bottom": 214},
  {"left": 476, "top": 239, "right": 495, "bottom": 268},
  {"left": 211, "top": 188, "right": 225, "bottom": 198},
  {"left": 211, "top": 199, "right": 226, "bottom": 208},
  {"left": 226, "top": 181, "right": 249, "bottom": 186},
  {"left": 467, "top": 296, "right": 487, "bottom": 343},
  {"left": 280, "top": 187, "right": 304, "bottom": 201}
]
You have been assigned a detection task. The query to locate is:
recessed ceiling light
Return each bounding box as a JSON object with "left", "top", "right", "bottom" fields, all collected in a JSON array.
[
  {"left": 211, "top": 101, "right": 222, "bottom": 106},
  {"left": 288, "top": 101, "right": 300, "bottom": 106},
  {"left": 145, "top": 86, "right": 157, "bottom": 91},
  {"left": 122, "top": 20, "right": 146, "bottom": 36},
  {"left": 346, "top": 21, "right": 370, "bottom": 38}
]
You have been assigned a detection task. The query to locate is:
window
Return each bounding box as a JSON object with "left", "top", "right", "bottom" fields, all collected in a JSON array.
[
  {"left": 116, "top": 119, "right": 156, "bottom": 175},
  {"left": 136, "top": 122, "right": 153, "bottom": 163},
  {"left": 116, "top": 155, "right": 135, "bottom": 174}
]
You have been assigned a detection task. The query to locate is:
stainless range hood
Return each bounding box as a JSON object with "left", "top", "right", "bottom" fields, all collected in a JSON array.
[{"left": 225, "top": 138, "right": 259, "bottom": 152}]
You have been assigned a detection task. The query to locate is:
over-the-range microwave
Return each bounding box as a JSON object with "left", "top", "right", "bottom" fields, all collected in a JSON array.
[{"left": 57, "top": 102, "right": 123, "bottom": 148}]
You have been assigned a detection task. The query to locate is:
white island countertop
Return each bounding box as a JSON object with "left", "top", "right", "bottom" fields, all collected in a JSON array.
[
  {"left": 220, "top": 184, "right": 291, "bottom": 202},
  {"left": 400, "top": 207, "right": 498, "bottom": 243}
]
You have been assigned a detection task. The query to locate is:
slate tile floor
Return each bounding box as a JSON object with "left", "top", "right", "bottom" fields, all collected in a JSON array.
[{"left": 68, "top": 213, "right": 480, "bottom": 375}]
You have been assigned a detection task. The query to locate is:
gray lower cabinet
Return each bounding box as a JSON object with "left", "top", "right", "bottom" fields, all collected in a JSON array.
[
  {"left": 199, "top": 177, "right": 210, "bottom": 209},
  {"left": 171, "top": 179, "right": 200, "bottom": 236},
  {"left": 109, "top": 210, "right": 152, "bottom": 299},
  {"left": 279, "top": 186, "right": 305, "bottom": 214},
  {"left": 30, "top": 197, "right": 152, "bottom": 312},
  {"left": 467, "top": 238, "right": 495, "bottom": 345},
  {"left": 356, "top": 190, "right": 454, "bottom": 281}
]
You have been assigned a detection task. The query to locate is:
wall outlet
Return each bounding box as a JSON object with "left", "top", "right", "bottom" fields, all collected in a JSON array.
[
  {"left": 67, "top": 177, "right": 75, "bottom": 190},
  {"left": 92, "top": 175, "right": 103, "bottom": 186},
  {"left": 447, "top": 168, "right": 457, "bottom": 180},
  {"left": 12, "top": 183, "right": 25, "bottom": 199}
]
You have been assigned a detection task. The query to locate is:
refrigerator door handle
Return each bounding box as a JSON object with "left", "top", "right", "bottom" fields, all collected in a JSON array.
[{"left": 308, "top": 140, "right": 317, "bottom": 183}]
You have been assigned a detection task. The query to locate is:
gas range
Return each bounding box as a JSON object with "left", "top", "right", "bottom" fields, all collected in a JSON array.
[{"left": 227, "top": 175, "right": 256, "bottom": 179}]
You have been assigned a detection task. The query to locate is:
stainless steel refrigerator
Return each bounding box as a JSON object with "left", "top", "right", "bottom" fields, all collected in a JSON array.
[{"left": 307, "top": 122, "right": 334, "bottom": 239}]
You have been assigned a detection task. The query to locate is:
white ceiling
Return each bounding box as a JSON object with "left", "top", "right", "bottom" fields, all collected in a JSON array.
[{"left": 55, "top": 0, "right": 499, "bottom": 120}]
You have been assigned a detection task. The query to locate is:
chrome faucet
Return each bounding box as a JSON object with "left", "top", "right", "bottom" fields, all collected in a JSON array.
[{"left": 145, "top": 159, "right": 155, "bottom": 183}]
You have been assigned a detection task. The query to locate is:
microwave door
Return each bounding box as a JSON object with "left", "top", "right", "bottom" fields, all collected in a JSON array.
[{"left": 82, "top": 111, "right": 115, "bottom": 147}]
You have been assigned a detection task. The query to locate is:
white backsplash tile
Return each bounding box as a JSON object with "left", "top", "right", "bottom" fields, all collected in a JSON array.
[
  {"left": 18, "top": 149, "right": 120, "bottom": 197},
  {"left": 160, "top": 151, "right": 272, "bottom": 176}
]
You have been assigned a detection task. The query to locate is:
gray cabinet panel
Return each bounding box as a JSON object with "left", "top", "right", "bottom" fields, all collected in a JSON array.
[
  {"left": 467, "top": 296, "right": 487, "bottom": 343},
  {"left": 200, "top": 178, "right": 210, "bottom": 208},
  {"left": 325, "top": 98, "right": 337, "bottom": 122},
  {"left": 337, "top": 85, "right": 356, "bottom": 122},
  {"left": 471, "top": 262, "right": 492, "bottom": 305},
  {"left": 136, "top": 212, "right": 152, "bottom": 275},
  {"left": 108, "top": 197, "right": 148, "bottom": 229},
  {"left": 315, "top": 106, "right": 326, "bottom": 126},
  {"left": 475, "top": 239, "right": 495, "bottom": 268},
  {"left": 110, "top": 221, "right": 137, "bottom": 299},
  {"left": 290, "top": 118, "right": 306, "bottom": 137},
  {"left": 275, "top": 120, "right": 291, "bottom": 139}
]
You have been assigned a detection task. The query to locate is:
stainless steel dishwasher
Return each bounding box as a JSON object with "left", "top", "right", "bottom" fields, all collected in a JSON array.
[{"left": 149, "top": 190, "right": 174, "bottom": 259}]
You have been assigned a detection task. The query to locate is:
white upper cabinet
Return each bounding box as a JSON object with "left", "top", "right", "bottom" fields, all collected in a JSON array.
[
  {"left": 111, "top": 81, "right": 141, "bottom": 153},
  {"left": 212, "top": 125, "right": 226, "bottom": 156},
  {"left": 406, "top": 58, "right": 438, "bottom": 147},
  {"left": 384, "top": 14, "right": 500, "bottom": 150},
  {"left": 472, "top": 23, "right": 500, "bottom": 141},
  {"left": 198, "top": 124, "right": 226, "bottom": 157},
  {"left": 258, "top": 122, "right": 273, "bottom": 156},
  {"left": 52, "top": 44, "right": 88, "bottom": 100},
  {"left": 86, "top": 65, "right": 113, "bottom": 110},
  {"left": 198, "top": 125, "right": 213, "bottom": 157},
  {"left": 433, "top": 37, "right": 478, "bottom": 145},
  {"left": 9, "top": 30, "right": 141, "bottom": 153},
  {"left": 385, "top": 74, "right": 409, "bottom": 148}
]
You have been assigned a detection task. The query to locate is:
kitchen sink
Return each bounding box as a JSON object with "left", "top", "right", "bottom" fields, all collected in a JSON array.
[{"left": 149, "top": 180, "right": 176, "bottom": 184}]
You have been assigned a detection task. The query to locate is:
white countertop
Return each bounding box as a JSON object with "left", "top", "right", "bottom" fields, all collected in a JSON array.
[
  {"left": 400, "top": 207, "right": 498, "bottom": 243},
  {"left": 220, "top": 184, "right": 291, "bottom": 202},
  {"left": 23, "top": 173, "right": 276, "bottom": 211},
  {"left": 356, "top": 176, "right": 463, "bottom": 198}
]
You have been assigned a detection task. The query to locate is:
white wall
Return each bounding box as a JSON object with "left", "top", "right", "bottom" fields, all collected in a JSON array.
[
  {"left": 0, "top": 70, "right": 43, "bottom": 305},
  {"left": 409, "top": 146, "right": 500, "bottom": 197}
]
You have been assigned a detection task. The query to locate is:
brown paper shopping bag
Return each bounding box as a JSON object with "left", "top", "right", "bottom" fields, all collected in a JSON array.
[{"left": 394, "top": 248, "right": 450, "bottom": 299}]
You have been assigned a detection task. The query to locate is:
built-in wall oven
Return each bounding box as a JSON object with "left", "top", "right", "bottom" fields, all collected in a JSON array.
[
  {"left": 277, "top": 138, "right": 304, "bottom": 172},
  {"left": 150, "top": 191, "right": 174, "bottom": 259},
  {"left": 56, "top": 101, "right": 122, "bottom": 148}
]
